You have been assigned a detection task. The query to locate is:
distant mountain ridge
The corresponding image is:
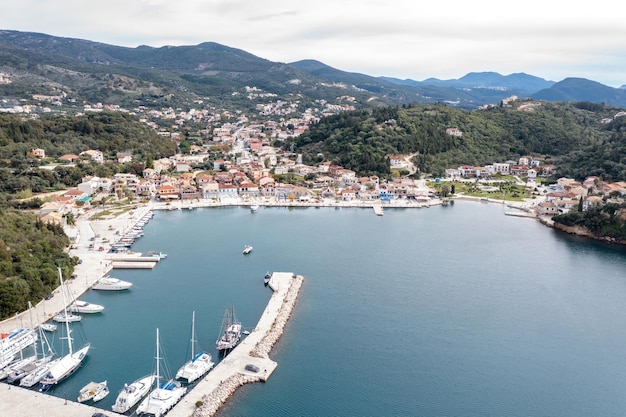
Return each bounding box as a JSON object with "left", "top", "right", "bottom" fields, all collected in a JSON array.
[{"left": 0, "top": 29, "right": 625, "bottom": 109}]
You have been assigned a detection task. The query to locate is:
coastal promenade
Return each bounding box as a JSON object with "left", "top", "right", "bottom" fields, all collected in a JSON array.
[{"left": 169, "top": 272, "right": 304, "bottom": 417}]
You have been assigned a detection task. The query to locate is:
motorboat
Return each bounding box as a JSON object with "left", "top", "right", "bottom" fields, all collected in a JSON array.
[
  {"left": 40, "top": 323, "right": 57, "bottom": 332},
  {"left": 250, "top": 204, "right": 259, "bottom": 213},
  {"left": 69, "top": 300, "right": 105, "bottom": 314},
  {"left": 52, "top": 311, "right": 82, "bottom": 323},
  {"left": 112, "top": 375, "right": 156, "bottom": 413},
  {"left": 243, "top": 245, "right": 253, "bottom": 255},
  {"left": 176, "top": 311, "right": 214, "bottom": 383},
  {"left": 137, "top": 328, "right": 187, "bottom": 417},
  {"left": 92, "top": 276, "right": 133, "bottom": 291},
  {"left": 78, "top": 380, "right": 108, "bottom": 403},
  {"left": 215, "top": 306, "right": 242, "bottom": 351},
  {"left": 264, "top": 272, "right": 271, "bottom": 286}
]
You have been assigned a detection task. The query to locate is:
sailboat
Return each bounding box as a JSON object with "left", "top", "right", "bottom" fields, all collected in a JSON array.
[
  {"left": 6, "top": 302, "right": 54, "bottom": 384},
  {"left": 39, "top": 267, "right": 90, "bottom": 391},
  {"left": 175, "top": 311, "right": 214, "bottom": 383},
  {"left": 215, "top": 306, "right": 242, "bottom": 351},
  {"left": 137, "top": 328, "right": 187, "bottom": 417}
]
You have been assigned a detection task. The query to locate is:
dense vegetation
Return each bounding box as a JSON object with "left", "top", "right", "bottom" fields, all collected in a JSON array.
[
  {"left": 0, "top": 112, "right": 176, "bottom": 200},
  {"left": 553, "top": 203, "right": 626, "bottom": 241},
  {"left": 0, "top": 208, "right": 74, "bottom": 319},
  {"left": 290, "top": 101, "right": 625, "bottom": 180}
]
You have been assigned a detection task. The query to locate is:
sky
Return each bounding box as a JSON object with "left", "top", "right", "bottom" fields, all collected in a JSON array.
[{"left": 2, "top": 0, "right": 625, "bottom": 87}]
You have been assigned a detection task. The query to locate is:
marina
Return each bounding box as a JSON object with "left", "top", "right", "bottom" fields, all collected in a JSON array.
[{"left": 5, "top": 203, "right": 626, "bottom": 417}]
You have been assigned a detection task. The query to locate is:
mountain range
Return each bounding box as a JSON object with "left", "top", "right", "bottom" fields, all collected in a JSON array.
[{"left": 1, "top": 29, "right": 625, "bottom": 110}]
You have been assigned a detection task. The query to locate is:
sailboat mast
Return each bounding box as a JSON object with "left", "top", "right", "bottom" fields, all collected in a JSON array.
[
  {"left": 58, "top": 267, "right": 73, "bottom": 355},
  {"left": 190, "top": 311, "right": 196, "bottom": 359},
  {"left": 155, "top": 328, "right": 161, "bottom": 387}
]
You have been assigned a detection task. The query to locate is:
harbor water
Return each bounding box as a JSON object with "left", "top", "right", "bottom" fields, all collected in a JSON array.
[{"left": 39, "top": 202, "right": 626, "bottom": 417}]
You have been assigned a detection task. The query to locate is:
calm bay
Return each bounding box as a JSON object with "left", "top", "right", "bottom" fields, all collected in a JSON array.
[{"left": 45, "top": 201, "right": 626, "bottom": 417}]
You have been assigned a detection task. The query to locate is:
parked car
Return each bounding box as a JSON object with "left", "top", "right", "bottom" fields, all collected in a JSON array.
[
  {"left": 44, "top": 293, "right": 54, "bottom": 300},
  {"left": 245, "top": 364, "right": 260, "bottom": 373}
]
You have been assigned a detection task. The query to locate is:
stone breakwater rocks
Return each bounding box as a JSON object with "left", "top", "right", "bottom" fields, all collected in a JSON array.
[
  {"left": 192, "top": 275, "right": 303, "bottom": 417},
  {"left": 251, "top": 275, "right": 303, "bottom": 358}
]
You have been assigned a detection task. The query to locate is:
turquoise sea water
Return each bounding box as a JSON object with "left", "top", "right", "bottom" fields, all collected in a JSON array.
[{"left": 44, "top": 202, "right": 626, "bottom": 416}]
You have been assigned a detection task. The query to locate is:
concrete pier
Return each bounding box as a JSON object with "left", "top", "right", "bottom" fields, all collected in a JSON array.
[
  {"left": 111, "top": 261, "right": 158, "bottom": 269},
  {"left": 0, "top": 383, "right": 124, "bottom": 417},
  {"left": 168, "top": 272, "right": 303, "bottom": 417}
]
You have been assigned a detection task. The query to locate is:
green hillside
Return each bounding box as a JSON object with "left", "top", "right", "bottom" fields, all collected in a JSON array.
[{"left": 290, "top": 101, "right": 626, "bottom": 180}]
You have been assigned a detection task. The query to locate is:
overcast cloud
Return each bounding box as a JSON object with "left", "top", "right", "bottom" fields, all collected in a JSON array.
[{"left": 2, "top": 0, "right": 625, "bottom": 87}]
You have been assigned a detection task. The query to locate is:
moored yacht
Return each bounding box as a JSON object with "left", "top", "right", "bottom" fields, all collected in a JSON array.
[
  {"left": 39, "top": 268, "right": 91, "bottom": 391},
  {"left": 92, "top": 276, "right": 133, "bottom": 291},
  {"left": 137, "top": 328, "right": 187, "bottom": 417},
  {"left": 112, "top": 374, "right": 156, "bottom": 413},
  {"left": 215, "top": 306, "right": 242, "bottom": 351},
  {"left": 175, "top": 311, "right": 214, "bottom": 383},
  {"left": 52, "top": 311, "right": 82, "bottom": 323},
  {"left": 0, "top": 327, "right": 37, "bottom": 369},
  {"left": 69, "top": 300, "right": 105, "bottom": 314}
]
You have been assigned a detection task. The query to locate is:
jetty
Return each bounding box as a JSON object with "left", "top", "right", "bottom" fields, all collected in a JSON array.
[
  {"left": 373, "top": 204, "right": 384, "bottom": 216},
  {"left": 168, "top": 271, "right": 303, "bottom": 417}
]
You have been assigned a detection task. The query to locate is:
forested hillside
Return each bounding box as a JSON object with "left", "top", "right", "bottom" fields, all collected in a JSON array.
[
  {"left": 0, "top": 112, "right": 176, "bottom": 199},
  {"left": 290, "top": 101, "right": 626, "bottom": 180},
  {"left": 0, "top": 208, "right": 74, "bottom": 319}
]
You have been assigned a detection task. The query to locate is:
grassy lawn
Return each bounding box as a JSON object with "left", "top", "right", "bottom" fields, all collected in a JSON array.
[{"left": 434, "top": 180, "right": 533, "bottom": 202}]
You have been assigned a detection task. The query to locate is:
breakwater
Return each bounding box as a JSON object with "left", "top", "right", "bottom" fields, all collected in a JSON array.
[{"left": 167, "top": 272, "right": 303, "bottom": 417}]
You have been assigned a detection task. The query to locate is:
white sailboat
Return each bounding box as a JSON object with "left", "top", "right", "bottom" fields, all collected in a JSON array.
[
  {"left": 39, "top": 268, "right": 91, "bottom": 391},
  {"left": 6, "top": 302, "right": 54, "bottom": 385},
  {"left": 137, "top": 328, "right": 187, "bottom": 417},
  {"left": 19, "top": 303, "right": 57, "bottom": 388},
  {"left": 112, "top": 374, "right": 156, "bottom": 413},
  {"left": 175, "top": 311, "right": 214, "bottom": 383}
]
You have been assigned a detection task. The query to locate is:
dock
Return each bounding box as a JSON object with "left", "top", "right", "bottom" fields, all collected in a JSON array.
[
  {"left": 373, "top": 205, "right": 384, "bottom": 216},
  {"left": 111, "top": 261, "right": 157, "bottom": 269},
  {"left": 168, "top": 272, "right": 303, "bottom": 417},
  {"left": 0, "top": 272, "right": 302, "bottom": 417},
  {"left": 0, "top": 383, "right": 123, "bottom": 417}
]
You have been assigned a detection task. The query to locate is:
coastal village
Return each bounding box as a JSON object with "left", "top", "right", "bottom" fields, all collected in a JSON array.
[{"left": 3, "top": 86, "right": 626, "bottom": 417}]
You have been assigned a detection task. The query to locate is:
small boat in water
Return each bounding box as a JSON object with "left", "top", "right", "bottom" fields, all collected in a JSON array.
[
  {"left": 250, "top": 204, "right": 259, "bottom": 213},
  {"left": 78, "top": 380, "right": 108, "bottom": 403},
  {"left": 243, "top": 245, "right": 253, "bottom": 255},
  {"left": 146, "top": 251, "right": 167, "bottom": 259},
  {"left": 40, "top": 323, "right": 57, "bottom": 332},
  {"left": 52, "top": 311, "right": 82, "bottom": 323},
  {"left": 92, "top": 276, "right": 133, "bottom": 291},
  {"left": 264, "top": 272, "right": 271, "bottom": 286}
]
